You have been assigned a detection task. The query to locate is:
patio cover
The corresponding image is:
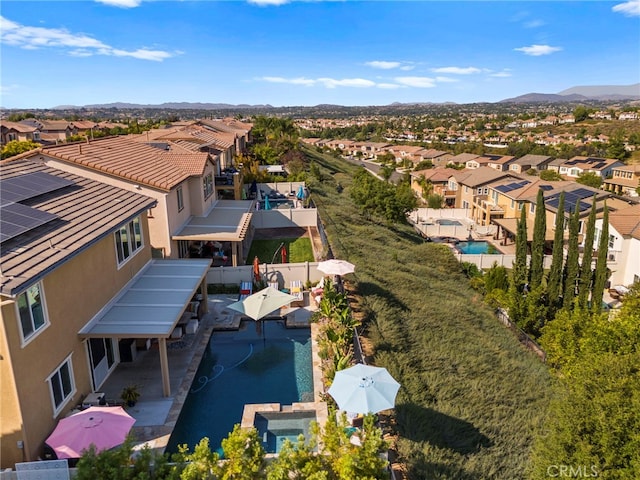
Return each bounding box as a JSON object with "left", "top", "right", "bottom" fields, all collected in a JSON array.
[
  {"left": 79, "top": 259, "right": 211, "bottom": 339},
  {"left": 492, "top": 218, "right": 563, "bottom": 242},
  {"left": 172, "top": 199, "right": 253, "bottom": 242},
  {"left": 79, "top": 258, "right": 211, "bottom": 397}
]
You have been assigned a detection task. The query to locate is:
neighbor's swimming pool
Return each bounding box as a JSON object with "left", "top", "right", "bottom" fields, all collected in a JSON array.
[
  {"left": 436, "top": 219, "right": 462, "bottom": 226},
  {"left": 456, "top": 240, "right": 500, "bottom": 254},
  {"left": 165, "top": 320, "right": 313, "bottom": 454}
]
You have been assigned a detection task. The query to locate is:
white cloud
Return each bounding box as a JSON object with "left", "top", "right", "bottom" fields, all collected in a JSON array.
[
  {"left": 260, "top": 76, "right": 376, "bottom": 88},
  {"left": 394, "top": 76, "right": 436, "bottom": 88},
  {"left": 365, "top": 61, "right": 401, "bottom": 69},
  {"left": 612, "top": 0, "right": 640, "bottom": 16},
  {"left": 490, "top": 71, "right": 512, "bottom": 78},
  {"left": 399, "top": 65, "right": 414, "bottom": 71},
  {"left": 377, "top": 83, "right": 402, "bottom": 89},
  {"left": 95, "top": 0, "right": 142, "bottom": 8},
  {"left": 248, "top": 0, "right": 290, "bottom": 5},
  {"left": 318, "top": 78, "right": 376, "bottom": 88},
  {"left": 0, "top": 16, "right": 176, "bottom": 61},
  {"left": 514, "top": 44, "right": 562, "bottom": 56},
  {"left": 431, "top": 66, "right": 481, "bottom": 75}
]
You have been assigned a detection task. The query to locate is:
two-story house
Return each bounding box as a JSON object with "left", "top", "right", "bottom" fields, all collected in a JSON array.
[
  {"left": 557, "top": 156, "right": 623, "bottom": 179},
  {"left": 0, "top": 121, "right": 41, "bottom": 146},
  {"left": 0, "top": 159, "right": 211, "bottom": 468},
  {"left": 597, "top": 204, "right": 640, "bottom": 287},
  {"left": 508, "top": 154, "right": 554, "bottom": 174},
  {"left": 449, "top": 166, "right": 521, "bottom": 221},
  {"left": 20, "top": 119, "right": 73, "bottom": 143},
  {"left": 602, "top": 164, "right": 640, "bottom": 198},
  {"left": 28, "top": 136, "right": 254, "bottom": 264},
  {"left": 410, "top": 167, "right": 460, "bottom": 206}
]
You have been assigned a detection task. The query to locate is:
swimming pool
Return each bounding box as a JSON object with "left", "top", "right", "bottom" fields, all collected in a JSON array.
[
  {"left": 165, "top": 320, "right": 312, "bottom": 454},
  {"left": 456, "top": 241, "right": 499, "bottom": 254},
  {"left": 436, "top": 219, "right": 462, "bottom": 226}
]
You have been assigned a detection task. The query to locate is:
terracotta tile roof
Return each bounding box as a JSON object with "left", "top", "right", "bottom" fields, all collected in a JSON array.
[
  {"left": 163, "top": 153, "right": 210, "bottom": 176},
  {"left": 29, "top": 119, "right": 70, "bottom": 131},
  {"left": 512, "top": 154, "right": 553, "bottom": 166},
  {"left": 609, "top": 204, "right": 640, "bottom": 240},
  {"left": 70, "top": 121, "right": 99, "bottom": 130},
  {"left": 0, "top": 121, "right": 38, "bottom": 133},
  {"left": 450, "top": 153, "right": 480, "bottom": 163},
  {"left": 39, "top": 136, "right": 209, "bottom": 191},
  {"left": 0, "top": 159, "right": 156, "bottom": 296},
  {"left": 411, "top": 167, "right": 459, "bottom": 182},
  {"left": 455, "top": 166, "right": 518, "bottom": 187},
  {"left": 419, "top": 148, "right": 448, "bottom": 158}
]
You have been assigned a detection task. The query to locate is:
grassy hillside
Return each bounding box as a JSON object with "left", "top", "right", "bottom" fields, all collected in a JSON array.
[{"left": 304, "top": 147, "right": 552, "bottom": 479}]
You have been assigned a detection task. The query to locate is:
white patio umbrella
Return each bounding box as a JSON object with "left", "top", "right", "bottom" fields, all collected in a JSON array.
[
  {"left": 227, "top": 286, "right": 297, "bottom": 320},
  {"left": 317, "top": 259, "right": 355, "bottom": 276},
  {"left": 328, "top": 363, "right": 400, "bottom": 414}
]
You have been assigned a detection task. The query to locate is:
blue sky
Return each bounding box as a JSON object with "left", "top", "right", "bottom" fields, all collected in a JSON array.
[{"left": 1, "top": 1, "right": 639, "bottom": 109}]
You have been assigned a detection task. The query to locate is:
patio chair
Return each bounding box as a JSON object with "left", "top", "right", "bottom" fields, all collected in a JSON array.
[
  {"left": 290, "top": 280, "right": 304, "bottom": 306},
  {"left": 239, "top": 281, "right": 253, "bottom": 300}
]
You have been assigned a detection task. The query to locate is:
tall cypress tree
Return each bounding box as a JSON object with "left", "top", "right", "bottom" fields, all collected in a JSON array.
[
  {"left": 591, "top": 204, "right": 609, "bottom": 314},
  {"left": 563, "top": 206, "right": 581, "bottom": 309},
  {"left": 514, "top": 204, "right": 529, "bottom": 292},
  {"left": 547, "top": 191, "right": 565, "bottom": 309},
  {"left": 577, "top": 195, "right": 597, "bottom": 309},
  {"left": 529, "top": 189, "right": 546, "bottom": 289},
  {"left": 509, "top": 205, "right": 529, "bottom": 324}
]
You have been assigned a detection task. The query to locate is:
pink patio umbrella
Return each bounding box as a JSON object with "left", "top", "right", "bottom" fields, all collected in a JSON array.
[{"left": 45, "top": 406, "right": 136, "bottom": 459}]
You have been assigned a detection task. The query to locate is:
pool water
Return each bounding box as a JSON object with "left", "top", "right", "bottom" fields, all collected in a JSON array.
[
  {"left": 456, "top": 241, "right": 499, "bottom": 254},
  {"left": 254, "top": 411, "right": 316, "bottom": 453},
  {"left": 165, "top": 320, "right": 312, "bottom": 454},
  {"left": 436, "top": 219, "right": 462, "bottom": 226}
]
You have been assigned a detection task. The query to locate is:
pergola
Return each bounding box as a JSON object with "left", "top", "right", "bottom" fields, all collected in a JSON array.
[{"left": 79, "top": 259, "right": 211, "bottom": 397}]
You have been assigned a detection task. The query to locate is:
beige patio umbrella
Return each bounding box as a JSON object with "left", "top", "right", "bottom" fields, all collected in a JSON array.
[{"left": 227, "top": 286, "right": 297, "bottom": 320}]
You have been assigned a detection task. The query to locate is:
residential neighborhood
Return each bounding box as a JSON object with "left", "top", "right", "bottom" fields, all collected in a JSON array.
[{"left": 1, "top": 111, "right": 639, "bottom": 478}]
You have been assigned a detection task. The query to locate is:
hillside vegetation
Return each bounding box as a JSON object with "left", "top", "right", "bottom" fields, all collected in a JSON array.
[{"left": 303, "top": 146, "right": 551, "bottom": 479}]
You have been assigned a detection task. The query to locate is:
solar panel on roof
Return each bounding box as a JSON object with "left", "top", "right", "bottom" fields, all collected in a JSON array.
[
  {"left": 540, "top": 185, "right": 553, "bottom": 191},
  {"left": 594, "top": 162, "right": 605, "bottom": 169},
  {"left": 0, "top": 172, "right": 74, "bottom": 206},
  {"left": 0, "top": 202, "right": 59, "bottom": 243}
]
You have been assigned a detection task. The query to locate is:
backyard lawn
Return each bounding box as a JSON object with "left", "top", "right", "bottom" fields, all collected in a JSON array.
[{"left": 246, "top": 238, "right": 314, "bottom": 265}]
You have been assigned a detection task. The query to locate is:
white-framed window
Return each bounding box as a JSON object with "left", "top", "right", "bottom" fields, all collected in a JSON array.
[
  {"left": 17, "top": 283, "right": 48, "bottom": 344},
  {"left": 33, "top": 132, "right": 40, "bottom": 141},
  {"left": 510, "top": 199, "right": 515, "bottom": 209},
  {"left": 462, "top": 201, "right": 469, "bottom": 209},
  {"left": 483, "top": 187, "right": 489, "bottom": 195},
  {"left": 177, "top": 186, "right": 184, "bottom": 212},
  {"left": 530, "top": 203, "right": 535, "bottom": 214},
  {"left": 464, "top": 186, "right": 469, "bottom": 193},
  {"left": 203, "top": 174, "right": 214, "bottom": 199},
  {"left": 115, "top": 216, "right": 143, "bottom": 266},
  {"left": 608, "top": 234, "right": 615, "bottom": 249},
  {"left": 7, "top": 132, "right": 17, "bottom": 141},
  {"left": 571, "top": 168, "right": 580, "bottom": 177},
  {"left": 477, "top": 187, "right": 482, "bottom": 195},
  {"left": 48, "top": 355, "right": 75, "bottom": 416}
]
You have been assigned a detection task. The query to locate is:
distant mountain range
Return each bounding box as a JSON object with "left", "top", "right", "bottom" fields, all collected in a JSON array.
[
  {"left": 48, "top": 84, "right": 640, "bottom": 110},
  {"left": 53, "top": 102, "right": 274, "bottom": 110},
  {"left": 499, "top": 84, "right": 640, "bottom": 103}
]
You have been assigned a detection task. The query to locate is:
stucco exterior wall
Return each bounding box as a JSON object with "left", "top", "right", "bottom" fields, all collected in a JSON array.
[{"left": 0, "top": 215, "right": 152, "bottom": 468}]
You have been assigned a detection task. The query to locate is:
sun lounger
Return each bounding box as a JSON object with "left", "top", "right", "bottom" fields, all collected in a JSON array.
[
  {"left": 290, "top": 280, "right": 304, "bottom": 306},
  {"left": 239, "top": 281, "right": 253, "bottom": 300}
]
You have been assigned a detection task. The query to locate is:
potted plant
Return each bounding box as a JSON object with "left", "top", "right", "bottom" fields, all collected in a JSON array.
[{"left": 121, "top": 385, "right": 140, "bottom": 407}]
